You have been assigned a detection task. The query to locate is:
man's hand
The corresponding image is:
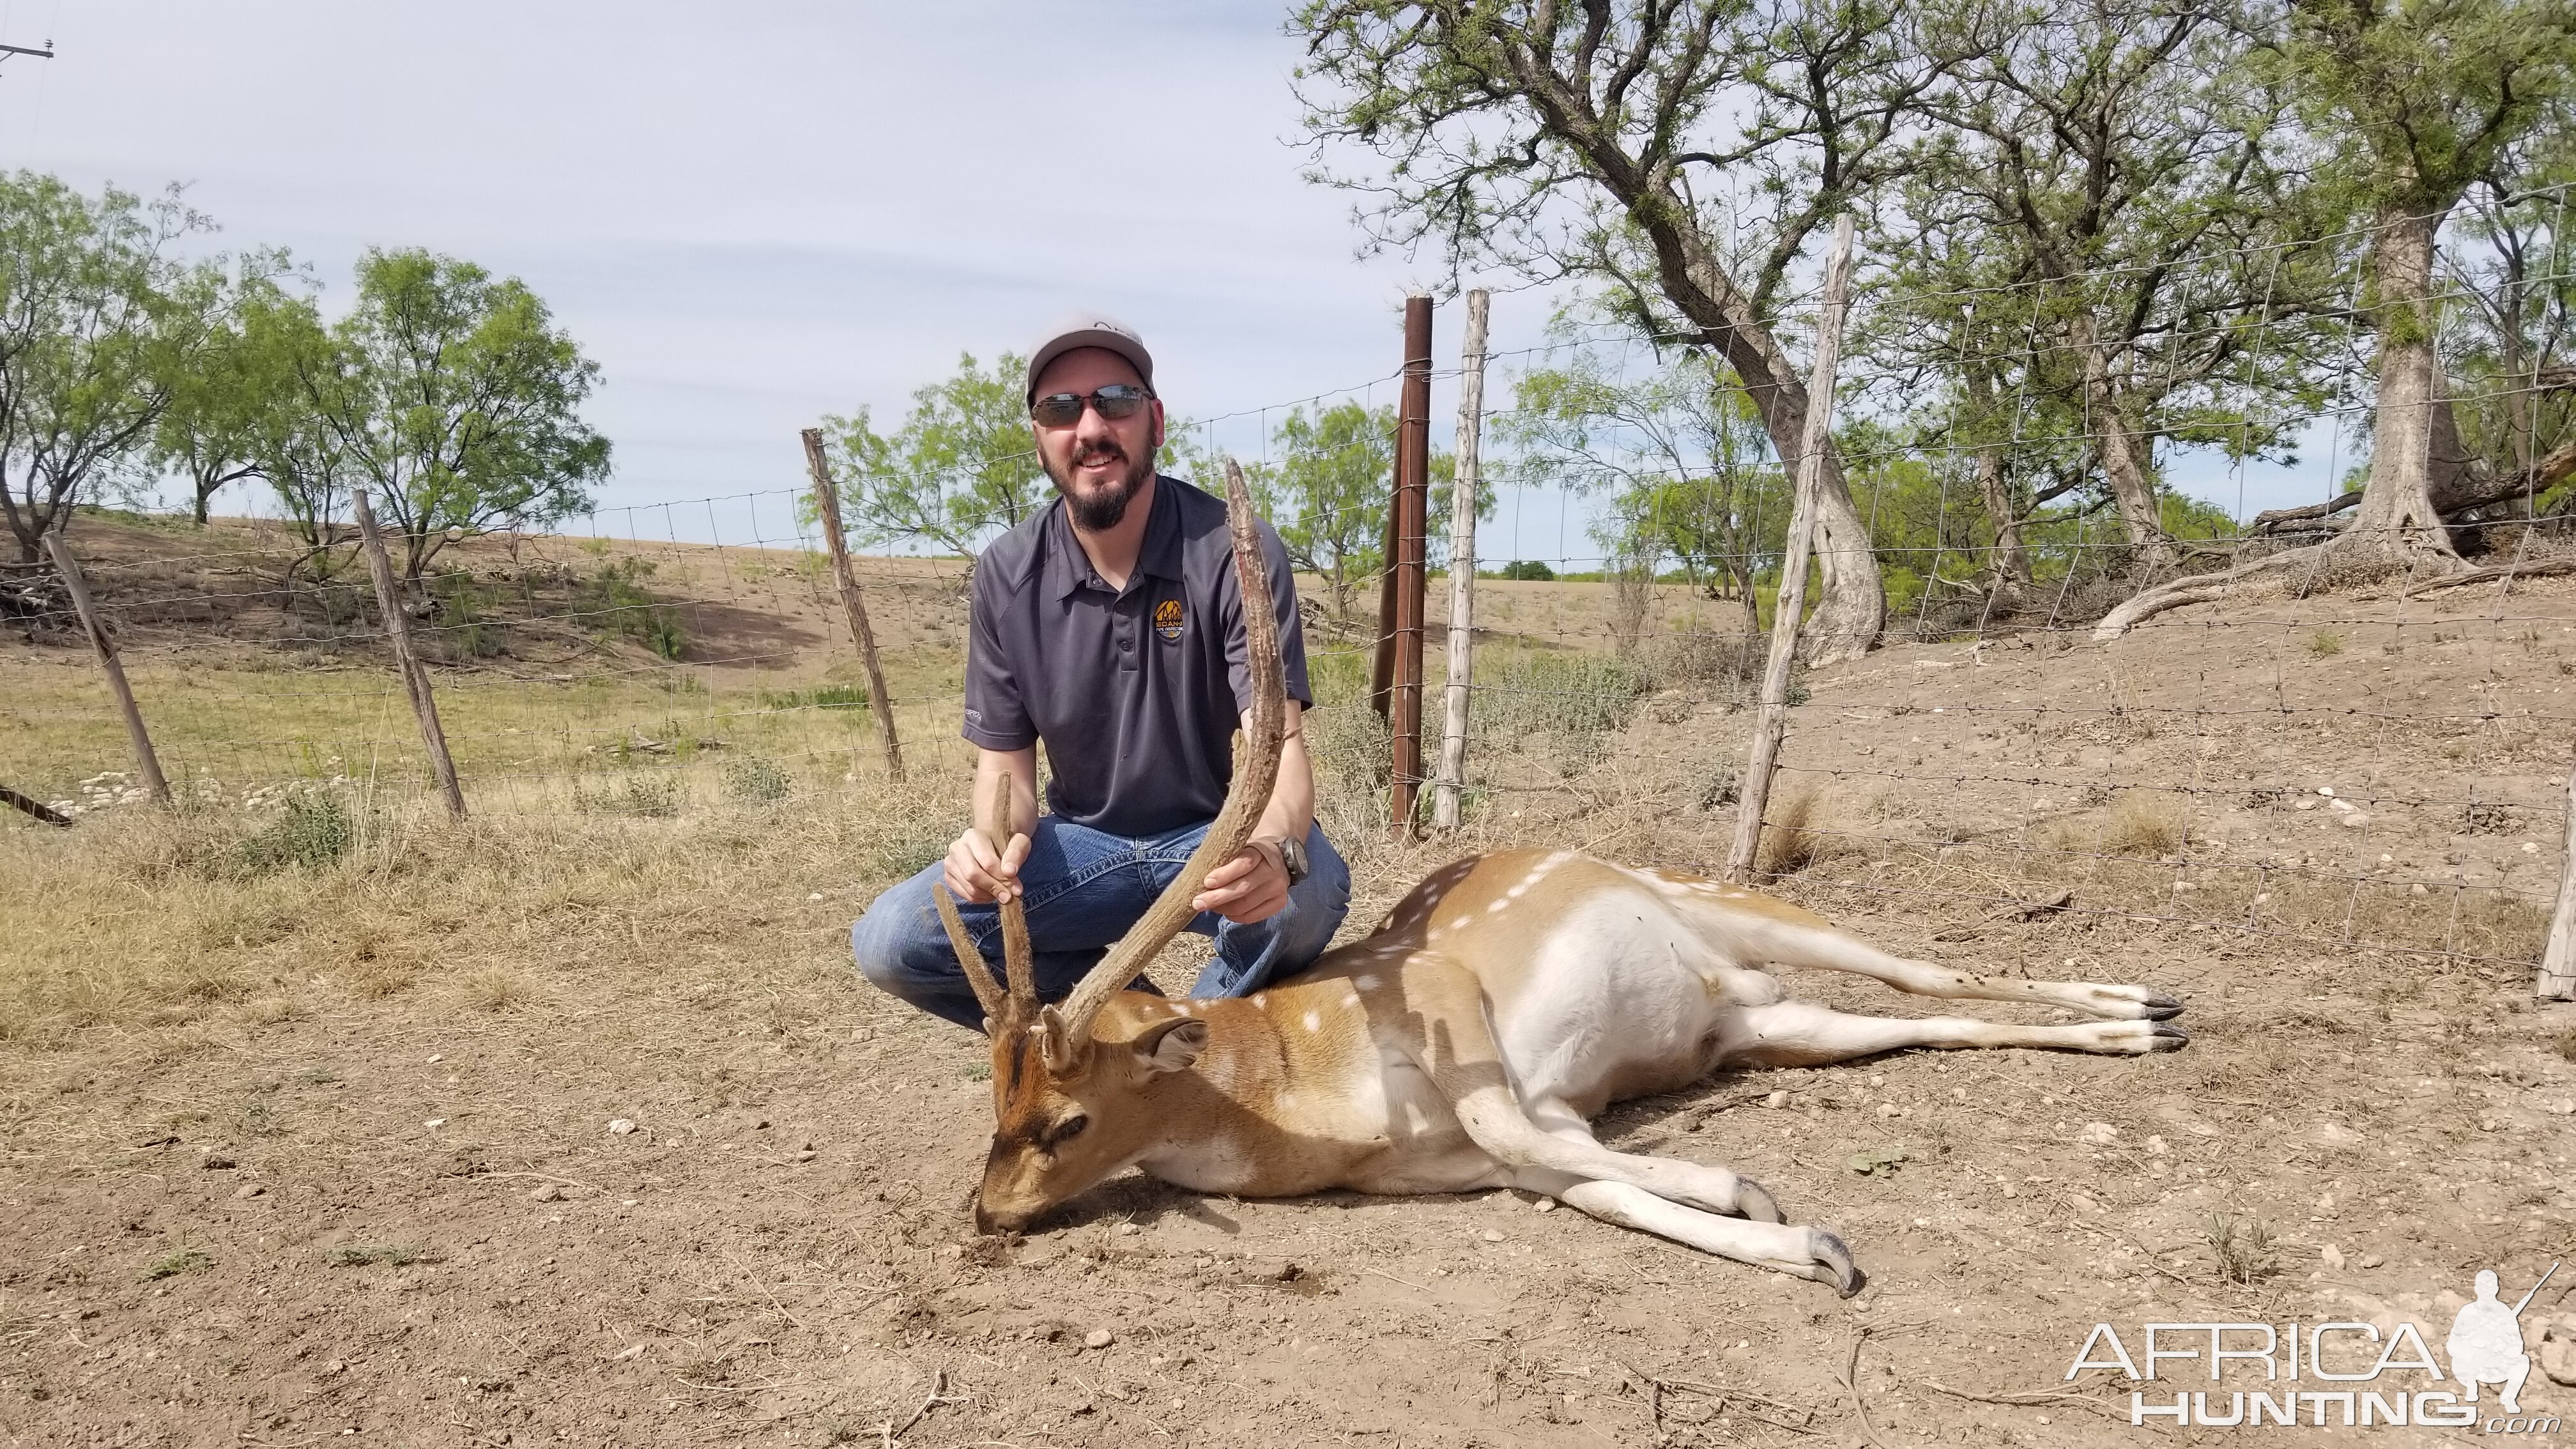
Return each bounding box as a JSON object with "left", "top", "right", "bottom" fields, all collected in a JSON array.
[
  {"left": 1191, "top": 839, "right": 1290, "bottom": 924},
  {"left": 943, "top": 827, "right": 1029, "bottom": 904}
]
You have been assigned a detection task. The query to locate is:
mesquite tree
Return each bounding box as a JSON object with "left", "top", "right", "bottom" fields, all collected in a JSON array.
[{"left": 1292, "top": 0, "right": 1920, "bottom": 664}]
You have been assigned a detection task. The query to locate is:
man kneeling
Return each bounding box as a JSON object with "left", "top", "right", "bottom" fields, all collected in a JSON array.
[{"left": 850, "top": 311, "right": 1349, "bottom": 1030}]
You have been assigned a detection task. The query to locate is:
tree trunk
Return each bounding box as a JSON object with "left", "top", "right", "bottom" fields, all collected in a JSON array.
[
  {"left": 1654, "top": 227, "right": 1885, "bottom": 666},
  {"left": 2069, "top": 312, "right": 2176, "bottom": 578},
  {"left": 1973, "top": 447, "right": 2032, "bottom": 593},
  {"left": 2345, "top": 202, "right": 2462, "bottom": 569}
]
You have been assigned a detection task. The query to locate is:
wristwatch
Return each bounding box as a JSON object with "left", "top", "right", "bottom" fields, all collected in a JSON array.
[{"left": 1266, "top": 834, "right": 1311, "bottom": 886}]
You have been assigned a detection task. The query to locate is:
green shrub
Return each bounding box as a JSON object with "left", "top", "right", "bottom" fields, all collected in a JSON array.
[
  {"left": 1497, "top": 560, "right": 1556, "bottom": 581},
  {"left": 1484, "top": 650, "right": 1653, "bottom": 739},
  {"left": 579, "top": 558, "right": 687, "bottom": 661},
  {"left": 724, "top": 756, "right": 792, "bottom": 803},
  {"left": 236, "top": 790, "right": 356, "bottom": 874}
]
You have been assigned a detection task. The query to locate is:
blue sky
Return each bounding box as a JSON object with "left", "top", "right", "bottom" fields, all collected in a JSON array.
[{"left": 0, "top": 1, "right": 2350, "bottom": 563}]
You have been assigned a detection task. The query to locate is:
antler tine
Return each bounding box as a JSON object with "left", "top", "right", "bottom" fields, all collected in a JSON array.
[
  {"left": 1054, "top": 458, "right": 1285, "bottom": 1041},
  {"left": 986, "top": 767, "right": 1037, "bottom": 1006},
  {"left": 932, "top": 882, "right": 1007, "bottom": 1024},
  {"left": 929, "top": 768, "right": 1036, "bottom": 1027}
]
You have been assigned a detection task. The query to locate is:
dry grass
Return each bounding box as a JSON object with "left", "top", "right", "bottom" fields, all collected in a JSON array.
[
  {"left": 2097, "top": 791, "right": 2186, "bottom": 859},
  {"left": 0, "top": 769, "right": 969, "bottom": 1050}
]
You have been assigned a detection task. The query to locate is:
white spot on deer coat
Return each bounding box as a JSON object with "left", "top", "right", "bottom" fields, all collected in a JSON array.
[
  {"left": 1355, "top": 975, "right": 1381, "bottom": 991},
  {"left": 1302, "top": 1010, "right": 1321, "bottom": 1032},
  {"left": 1340, "top": 992, "right": 1361, "bottom": 1009}
]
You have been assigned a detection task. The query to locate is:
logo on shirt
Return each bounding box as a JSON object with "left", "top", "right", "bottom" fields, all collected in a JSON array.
[{"left": 1154, "top": 598, "right": 1184, "bottom": 643}]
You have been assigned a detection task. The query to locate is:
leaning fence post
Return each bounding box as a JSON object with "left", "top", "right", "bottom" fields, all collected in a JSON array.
[
  {"left": 802, "top": 427, "right": 905, "bottom": 782},
  {"left": 351, "top": 489, "right": 468, "bottom": 820},
  {"left": 1434, "top": 289, "right": 1490, "bottom": 831},
  {"left": 43, "top": 532, "right": 172, "bottom": 808},
  {"left": 2539, "top": 763, "right": 2576, "bottom": 1000},
  {"left": 1726, "top": 215, "right": 1857, "bottom": 885}
]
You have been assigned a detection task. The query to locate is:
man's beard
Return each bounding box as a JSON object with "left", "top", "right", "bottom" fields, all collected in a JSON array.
[{"left": 1047, "top": 439, "right": 1155, "bottom": 531}]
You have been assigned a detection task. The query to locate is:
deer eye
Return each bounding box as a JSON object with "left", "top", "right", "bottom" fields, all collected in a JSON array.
[{"left": 1048, "top": 1114, "right": 1089, "bottom": 1147}]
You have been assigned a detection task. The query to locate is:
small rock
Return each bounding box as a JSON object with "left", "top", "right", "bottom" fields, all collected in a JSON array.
[
  {"left": 2321, "top": 1244, "right": 2345, "bottom": 1271},
  {"left": 2078, "top": 1121, "right": 2117, "bottom": 1146},
  {"left": 1534, "top": 1197, "right": 1558, "bottom": 1213},
  {"left": 1763, "top": 1090, "right": 1788, "bottom": 1108},
  {"left": 531, "top": 1184, "right": 563, "bottom": 1202},
  {"left": 1998, "top": 1182, "right": 2018, "bottom": 1199},
  {"left": 1116, "top": 1222, "right": 1140, "bottom": 1236},
  {"left": 795, "top": 1149, "right": 817, "bottom": 1163},
  {"left": 1084, "top": 1329, "right": 1114, "bottom": 1349},
  {"left": 233, "top": 1184, "right": 266, "bottom": 1200},
  {"left": 2359, "top": 1253, "right": 2384, "bottom": 1269},
  {"left": 2338, "top": 812, "right": 2372, "bottom": 829},
  {"left": 607, "top": 1119, "right": 637, "bottom": 1136},
  {"left": 808, "top": 892, "right": 825, "bottom": 901},
  {"left": 2409, "top": 882, "right": 2428, "bottom": 896},
  {"left": 423, "top": 1118, "right": 446, "bottom": 1130},
  {"left": 939, "top": 1244, "right": 965, "bottom": 1259},
  {"left": 1481, "top": 1229, "right": 1506, "bottom": 1243},
  {"left": 203, "top": 1154, "right": 237, "bottom": 1170}
]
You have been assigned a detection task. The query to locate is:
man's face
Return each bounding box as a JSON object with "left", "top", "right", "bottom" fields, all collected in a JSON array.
[{"left": 1031, "top": 348, "right": 1163, "bottom": 532}]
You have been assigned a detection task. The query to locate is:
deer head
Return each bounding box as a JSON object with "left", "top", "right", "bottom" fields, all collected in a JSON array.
[{"left": 935, "top": 459, "right": 1287, "bottom": 1234}]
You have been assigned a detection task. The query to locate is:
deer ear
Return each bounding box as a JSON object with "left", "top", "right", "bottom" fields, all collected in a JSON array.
[
  {"left": 1037, "top": 1004, "right": 1086, "bottom": 1075},
  {"left": 1132, "top": 1016, "right": 1208, "bottom": 1075}
]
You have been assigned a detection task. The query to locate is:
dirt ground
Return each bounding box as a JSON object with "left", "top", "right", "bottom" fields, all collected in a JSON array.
[{"left": 5, "top": 520, "right": 2576, "bottom": 1448}]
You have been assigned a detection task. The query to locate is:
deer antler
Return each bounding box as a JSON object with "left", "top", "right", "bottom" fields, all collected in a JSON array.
[
  {"left": 1047, "top": 459, "right": 1285, "bottom": 1052},
  {"left": 932, "top": 769, "right": 1035, "bottom": 1027}
]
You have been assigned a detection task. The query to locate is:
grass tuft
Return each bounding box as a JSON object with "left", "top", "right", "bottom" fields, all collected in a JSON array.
[
  {"left": 234, "top": 789, "right": 356, "bottom": 875},
  {"left": 2203, "top": 1213, "right": 2278, "bottom": 1285},
  {"left": 142, "top": 1248, "right": 212, "bottom": 1281}
]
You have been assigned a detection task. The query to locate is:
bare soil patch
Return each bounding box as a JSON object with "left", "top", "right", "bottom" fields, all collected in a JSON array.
[{"left": 4, "top": 524, "right": 2575, "bottom": 1446}]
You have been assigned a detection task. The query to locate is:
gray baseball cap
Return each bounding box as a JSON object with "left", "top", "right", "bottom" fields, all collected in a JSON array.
[{"left": 1025, "top": 310, "right": 1155, "bottom": 403}]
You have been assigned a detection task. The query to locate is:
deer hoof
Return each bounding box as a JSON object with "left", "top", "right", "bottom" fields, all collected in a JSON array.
[
  {"left": 1810, "top": 1230, "right": 1863, "bottom": 1297},
  {"left": 2147, "top": 1021, "right": 2191, "bottom": 1052},
  {"left": 1736, "top": 1177, "right": 1783, "bottom": 1223},
  {"left": 2140, "top": 992, "right": 2184, "bottom": 1020}
]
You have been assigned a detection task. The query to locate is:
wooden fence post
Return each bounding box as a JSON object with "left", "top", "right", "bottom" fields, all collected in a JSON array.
[
  {"left": 2539, "top": 764, "right": 2576, "bottom": 1000},
  {"left": 1434, "top": 289, "right": 1490, "bottom": 831},
  {"left": 351, "top": 489, "right": 468, "bottom": 819},
  {"left": 802, "top": 428, "right": 905, "bottom": 781},
  {"left": 1725, "top": 215, "right": 1857, "bottom": 884},
  {"left": 1387, "top": 295, "right": 1435, "bottom": 836},
  {"left": 42, "top": 532, "right": 172, "bottom": 808}
]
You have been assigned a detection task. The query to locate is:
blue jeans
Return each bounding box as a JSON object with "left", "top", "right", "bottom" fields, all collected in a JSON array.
[{"left": 851, "top": 818, "right": 1352, "bottom": 1032}]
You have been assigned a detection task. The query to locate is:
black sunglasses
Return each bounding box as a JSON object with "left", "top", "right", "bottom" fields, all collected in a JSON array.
[{"left": 1031, "top": 383, "right": 1153, "bottom": 427}]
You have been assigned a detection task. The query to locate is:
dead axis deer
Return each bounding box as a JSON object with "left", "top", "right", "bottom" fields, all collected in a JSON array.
[{"left": 928, "top": 461, "right": 2189, "bottom": 1294}]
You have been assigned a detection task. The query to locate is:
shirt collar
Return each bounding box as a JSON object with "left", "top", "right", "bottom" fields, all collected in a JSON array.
[{"left": 1042, "top": 475, "right": 1181, "bottom": 602}]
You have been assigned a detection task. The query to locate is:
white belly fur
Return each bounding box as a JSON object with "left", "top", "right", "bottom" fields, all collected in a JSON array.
[{"left": 1485, "top": 882, "right": 1764, "bottom": 1108}]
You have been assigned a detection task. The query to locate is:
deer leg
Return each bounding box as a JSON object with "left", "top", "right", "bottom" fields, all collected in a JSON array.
[
  {"left": 1514, "top": 1167, "right": 1858, "bottom": 1295},
  {"left": 1521, "top": 1098, "right": 1784, "bottom": 1223},
  {"left": 1719, "top": 999, "right": 2188, "bottom": 1068},
  {"left": 1756, "top": 923, "right": 2182, "bottom": 1021}
]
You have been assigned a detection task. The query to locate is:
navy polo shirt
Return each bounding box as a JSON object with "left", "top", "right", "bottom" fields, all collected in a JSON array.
[{"left": 961, "top": 475, "right": 1313, "bottom": 839}]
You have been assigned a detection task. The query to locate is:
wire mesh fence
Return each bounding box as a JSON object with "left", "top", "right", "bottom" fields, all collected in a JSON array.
[{"left": 6, "top": 200, "right": 2573, "bottom": 993}]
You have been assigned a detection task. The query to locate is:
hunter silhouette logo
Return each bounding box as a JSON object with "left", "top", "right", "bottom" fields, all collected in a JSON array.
[
  {"left": 2066, "top": 1261, "right": 2563, "bottom": 1431},
  {"left": 2451, "top": 1265, "right": 2556, "bottom": 1416},
  {"left": 1153, "top": 598, "right": 1183, "bottom": 642}
]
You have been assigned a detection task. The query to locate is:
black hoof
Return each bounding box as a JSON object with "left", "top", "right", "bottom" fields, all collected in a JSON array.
[
  {"left": 2149, "top": 1021, "right": 2191, "bottom": 1051},
  {"left": 2142, "top": 992, "right": 2184, "bottom": 1021},
  {"left": 1737, "top": 1177, "right": 1784, "bottom": 1223},
  {"left": 1811, "top": 1230, "right": 1864, "bottom": 1297}
]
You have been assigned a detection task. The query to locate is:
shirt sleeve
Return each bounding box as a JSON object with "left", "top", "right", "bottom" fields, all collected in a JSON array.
[
  {"left": 961, "top": 565, "right": 1036, "bottom": 751},
  {"left": 1225, "top": 516, "right": 1315, "bottom": 716}
]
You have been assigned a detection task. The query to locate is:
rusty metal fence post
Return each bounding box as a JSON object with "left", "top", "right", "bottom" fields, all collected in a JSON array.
[{"left": 1386, "top": 295, "right": 1434, "bottom": 836}]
